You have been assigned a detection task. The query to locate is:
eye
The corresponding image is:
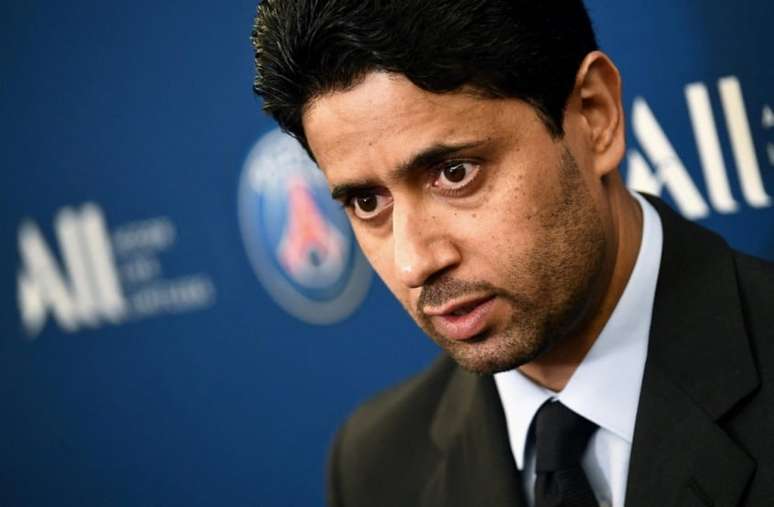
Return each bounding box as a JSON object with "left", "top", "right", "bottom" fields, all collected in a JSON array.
[
  {"left": 350, "top": 192, "right": 393, "bottom": 220},
  {"left": 433, "top": 161, "right": 481, "bottom": 191}
]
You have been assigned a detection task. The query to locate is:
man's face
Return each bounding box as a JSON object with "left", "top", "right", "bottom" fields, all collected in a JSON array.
[{"left": 303, "top": 72, "right": 614, "bottom": 374}]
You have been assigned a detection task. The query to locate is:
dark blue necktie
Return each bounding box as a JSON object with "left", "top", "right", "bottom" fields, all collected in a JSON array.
[{"left": 533, "top": 400, "right": 599, "bottom": 507}]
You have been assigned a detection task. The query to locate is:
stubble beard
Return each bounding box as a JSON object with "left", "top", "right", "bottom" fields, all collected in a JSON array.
[{"left": 415, "top": 148, "right": 608, "bottom": 375}]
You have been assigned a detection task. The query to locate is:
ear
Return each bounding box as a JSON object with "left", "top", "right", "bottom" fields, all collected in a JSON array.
[{"left": 568, "top": 51, "right": 625, "bottom": 178}]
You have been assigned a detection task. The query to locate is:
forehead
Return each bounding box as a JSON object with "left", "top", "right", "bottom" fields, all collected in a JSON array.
[{"left": 302, "top": 72, "right": 538, "bottom": 178}]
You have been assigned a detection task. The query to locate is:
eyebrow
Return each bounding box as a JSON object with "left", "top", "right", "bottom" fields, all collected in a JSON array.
[{"left": 329, "top": 140, "right": 485, "bottom": 202}]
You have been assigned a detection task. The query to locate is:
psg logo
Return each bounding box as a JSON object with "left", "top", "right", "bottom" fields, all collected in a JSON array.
[{"left": 237, "top": 128, "right": 371, "bottom": 324}]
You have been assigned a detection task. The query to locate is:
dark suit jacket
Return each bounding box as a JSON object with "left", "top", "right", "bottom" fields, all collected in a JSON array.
[{"left": 327, "top": 196, "right": 774, "bottom": 507}]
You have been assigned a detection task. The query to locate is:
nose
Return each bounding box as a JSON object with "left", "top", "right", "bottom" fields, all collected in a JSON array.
[{"left": 392, "top": 202, "right": 461, "bottom": 289}]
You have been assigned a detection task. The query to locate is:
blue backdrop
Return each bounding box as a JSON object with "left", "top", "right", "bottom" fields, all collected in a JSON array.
[{"left": 2, "top": 1, "right": 772, "bottom": 505}]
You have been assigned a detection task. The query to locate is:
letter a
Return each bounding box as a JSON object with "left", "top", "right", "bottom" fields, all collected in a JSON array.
[{"left": 628, "top": 97, "right": 710, "bottom": 219}]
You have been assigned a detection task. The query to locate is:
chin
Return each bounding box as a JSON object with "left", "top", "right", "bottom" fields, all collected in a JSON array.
[{"left": 439, "top": 329, "right": 549, "bottom": 375}]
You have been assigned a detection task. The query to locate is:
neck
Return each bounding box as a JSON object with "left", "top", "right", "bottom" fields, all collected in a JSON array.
[{"left": 518, "top": 180, "right": 643, "bottom": 392}]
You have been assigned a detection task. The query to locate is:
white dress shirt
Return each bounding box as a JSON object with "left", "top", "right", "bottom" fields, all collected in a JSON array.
[{"left": 494, "top": 192, "right": 663, "bottom": 507}]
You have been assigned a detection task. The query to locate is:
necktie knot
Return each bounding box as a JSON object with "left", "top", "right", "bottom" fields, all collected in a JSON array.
[{"left": 534, "top": 400, "right": 598, "bottom": 473}]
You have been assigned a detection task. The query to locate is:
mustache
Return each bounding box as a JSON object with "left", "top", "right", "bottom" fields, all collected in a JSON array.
[{"left": 416, "top": 276, "right": 506, "bottom": 314}]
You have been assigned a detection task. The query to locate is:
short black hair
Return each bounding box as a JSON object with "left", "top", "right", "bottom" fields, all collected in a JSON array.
[{"left": 251, "top": 0, "right": 598, "bottom": 154}]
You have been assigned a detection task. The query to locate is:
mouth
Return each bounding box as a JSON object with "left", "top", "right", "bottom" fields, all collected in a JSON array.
[{"left": 424, "top": 295, "right": 497, "bottom": 342}]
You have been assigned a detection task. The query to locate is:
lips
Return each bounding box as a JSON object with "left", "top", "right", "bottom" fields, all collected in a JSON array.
[{"left": 425, "top": 295, "right": 497, "bottom": 341}]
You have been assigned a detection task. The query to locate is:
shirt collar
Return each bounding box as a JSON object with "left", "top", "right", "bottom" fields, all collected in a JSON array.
[{"left": 494, "top": 192, "right": 663, "bottom": 469}]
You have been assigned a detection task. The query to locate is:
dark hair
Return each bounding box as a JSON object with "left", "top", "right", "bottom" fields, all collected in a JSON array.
[{"left": 251, "top": 0, "right": 598, "bottom": 153}]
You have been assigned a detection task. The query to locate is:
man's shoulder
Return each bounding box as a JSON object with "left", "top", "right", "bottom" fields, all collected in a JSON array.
[
  {"left": 328, "top": 355, "right": 461, "bottom": 503},
  {"left": 339, "top": 354, "right": 456, "bottom": 446},
  {"left": 733, "top": 249, "right": 774, "bottom": 297},
  {"left": 731, "top": 250, "right": 774, "bottom": 358},
  {"left": 645, "top": 193, "right": 773, "bottom": 332}
]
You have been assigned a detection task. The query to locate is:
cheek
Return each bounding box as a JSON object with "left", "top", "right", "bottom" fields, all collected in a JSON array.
[{"left": 459, "top": 181, "right": 536, "bottom": 249}]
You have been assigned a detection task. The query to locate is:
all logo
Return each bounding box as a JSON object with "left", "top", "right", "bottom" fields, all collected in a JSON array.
[
  {"left": 17, "top": 203, "right": 216, "bottom": 338},
  {"left": 627, "top": 75, "right": 772, "bottom": 218},
  {"left": 238, "top": 128, "right": 371, "bottom": 325},
  {"left": 18, "top": 203, "right": 127, "bottom": 336}
]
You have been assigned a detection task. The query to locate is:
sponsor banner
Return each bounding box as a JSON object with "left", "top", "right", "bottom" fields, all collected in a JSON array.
[
  {"left": 17, "top": 204, "right": 216, "bottom": 338},
  {"left": 627, "top": 76, "right": 772, "bottom": 219}
]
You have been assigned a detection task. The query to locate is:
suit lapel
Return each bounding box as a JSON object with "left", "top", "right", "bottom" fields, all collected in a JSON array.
[
  {"left": 625, "top": 363, "right": 756, "bottom": 506},
  {"left": 626, "top": 196, "right": 759, "bottom": 506},
  {"left": 422, "top": 366, "right": 526, "bottom": 507}
]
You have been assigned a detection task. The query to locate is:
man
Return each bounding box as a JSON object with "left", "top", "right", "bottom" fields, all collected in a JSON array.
[{"left": 250, "top": 1, "right": 774, "bottom": 505}]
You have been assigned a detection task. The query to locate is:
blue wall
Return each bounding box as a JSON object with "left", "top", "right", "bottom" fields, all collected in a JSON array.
[{"left": 2, "top": 1, "right": 772, "bottom": 505}]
